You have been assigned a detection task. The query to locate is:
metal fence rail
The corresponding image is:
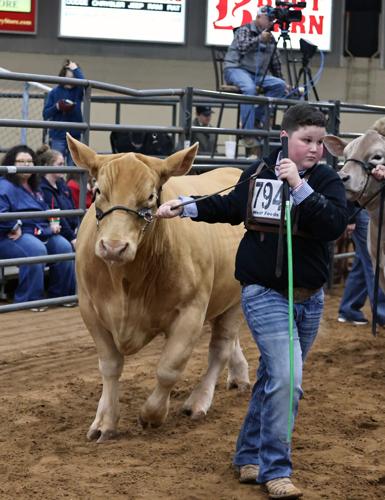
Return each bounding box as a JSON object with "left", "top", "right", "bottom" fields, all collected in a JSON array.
[{"left": 0, "top": 70, "right": 385, "bottom": 312}]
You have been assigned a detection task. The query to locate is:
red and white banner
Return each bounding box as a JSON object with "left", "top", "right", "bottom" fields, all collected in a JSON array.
[
  {"left": 205, "top": 0, "right": 332, "bottom": 51},
  {"left": 0, "top": 0, "right": 37, "bottom": 34}
]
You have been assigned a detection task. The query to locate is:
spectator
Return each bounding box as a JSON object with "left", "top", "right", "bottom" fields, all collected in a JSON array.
[
  {"left": 67, "top": 173, "right": 96, "bottom": 209},
  {"left": 43, "top": 59, "right": 85, "bottom": 166},
  {"left": 36, "top": 144, "right": 79, "bottom": 249},
  {"left": 223, "top": 6, "right": 287, "bottom": 146},
  {"left": 338, "top": 204, "right": 385, "bottom": 326},
  {"left": 0, "top": 145, "right": 76, "bottom": 311},
  {"left": 191, "top": 106, "right": 216, "bottom": 155}
]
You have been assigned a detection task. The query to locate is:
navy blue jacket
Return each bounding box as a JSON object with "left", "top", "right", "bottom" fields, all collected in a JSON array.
[
  {"left": 40, "top": 177, "right": 79, "bottom": 243},
  {"left": 0, "top": 178, "right": 53, "bottom": 240},
  {"left": 42, "top": 67, "right": 85, "bottom": 140},
  {"left": 193, "top": 149, "right": 348, "bottom": 291}
]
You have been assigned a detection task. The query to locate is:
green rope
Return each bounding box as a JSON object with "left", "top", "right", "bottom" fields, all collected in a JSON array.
[{"left": 285, "top": 199, "right": 295, "bottom": 442}]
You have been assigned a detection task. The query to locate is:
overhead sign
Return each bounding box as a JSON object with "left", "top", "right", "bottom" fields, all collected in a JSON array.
[
  {"left": 206, "top": 0, "right": 332, "bottom": 51},
  {"left": 0, "top": 0, "right": 37, "bottom": 34},
  {"left": 59, "top": 0, "right": 186, "bottom": 44}
]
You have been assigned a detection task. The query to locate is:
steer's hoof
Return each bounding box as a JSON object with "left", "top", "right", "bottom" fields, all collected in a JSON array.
[
  {"left": 191, "top": 409, "right": 206, "bottom": 421},
  {"left": 181, "top": 405, "right": 207, "bottom": 420},
  {"left": 87, "top": 428, "right": 117, "bottom": 443},
  {"left": 227, "top": 380, "right": 251, "bottom": 393},
  {"left": 138, "top": 415, "right": 162, "bottom": 429},
  {"left": 181, "top": 406, "right": 192, "bottom": 417}
]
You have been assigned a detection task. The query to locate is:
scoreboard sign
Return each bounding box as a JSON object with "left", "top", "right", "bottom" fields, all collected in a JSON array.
[
  {"left": 205, "top": 0, "right": 333, "bottom": 51},
  {"left": 0, "top": 0, "right": 37, "bottom": 34}
]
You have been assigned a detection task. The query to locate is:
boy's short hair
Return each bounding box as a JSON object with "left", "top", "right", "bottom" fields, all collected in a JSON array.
[{"left": 281, "top": 104, "right": 326, "bottom": 133}]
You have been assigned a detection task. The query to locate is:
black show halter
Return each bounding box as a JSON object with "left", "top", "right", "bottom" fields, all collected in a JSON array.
[{"left": 94, "top": 188, "right": 161, "bottom": 232}]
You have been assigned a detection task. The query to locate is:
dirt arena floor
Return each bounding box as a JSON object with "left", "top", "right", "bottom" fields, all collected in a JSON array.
[{"left": 0, "top": 289, "right": 385, "bottom": 500}]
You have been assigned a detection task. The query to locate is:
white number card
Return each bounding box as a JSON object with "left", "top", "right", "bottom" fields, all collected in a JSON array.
[{"left": 251, "top": 179, "right": 283, "bottom": 221}]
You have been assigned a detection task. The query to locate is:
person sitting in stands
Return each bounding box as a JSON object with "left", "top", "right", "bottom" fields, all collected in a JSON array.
[
  {"left": 0, "top": 145, "right": 76, "bottom": 311},
  {"left": 42, "top": 59, "right": 85, "bottom": 166},
  {"left": 36, "top": 144, "right": 79, "bottom": 249},
  {"left": 223, "top": 6, "right": 287, "bottom": 147},
  {"left": 191, "top": 106, "right": 217, "bottom": 155},
  {"left": 67, "top": 172, "right": 96, "bottom": 209}
]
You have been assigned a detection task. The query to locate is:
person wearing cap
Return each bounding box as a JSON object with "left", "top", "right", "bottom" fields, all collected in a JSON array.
[
  {"left": 223, "top": 6, "right": 287, "bottom": 145},
  {"left": 191, "top": 106, "right": 217, "bottom": 155}
]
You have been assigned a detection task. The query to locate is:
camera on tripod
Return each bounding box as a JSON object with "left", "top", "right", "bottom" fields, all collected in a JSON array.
[{"left": 266, "top": 1, "right": 306, "bottom": 31}]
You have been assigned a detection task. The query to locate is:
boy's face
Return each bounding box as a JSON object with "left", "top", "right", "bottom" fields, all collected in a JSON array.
[{"left": 282, "top": 125, "right": 326, "bottom": 170}]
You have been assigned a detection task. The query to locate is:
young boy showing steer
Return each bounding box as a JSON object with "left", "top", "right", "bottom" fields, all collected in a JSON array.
[{"left": 157, "top": 104, "right": 348, "bottom": 499}]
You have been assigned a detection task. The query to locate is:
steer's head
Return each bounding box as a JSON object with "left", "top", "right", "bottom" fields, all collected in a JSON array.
[
  {"left": 324, "top": 125, "right": 385, "bottom": 206},
  {"left": 67, "top": 134, "right": 198, "bottom": 264}
]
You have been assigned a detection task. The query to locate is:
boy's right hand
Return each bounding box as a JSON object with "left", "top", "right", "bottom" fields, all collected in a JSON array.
[
  {"left": 156, "top": 200, "right": 183, "bottom": 218},
  {"left": 372, "top": 164, "right": 385, "bottom": 181}
]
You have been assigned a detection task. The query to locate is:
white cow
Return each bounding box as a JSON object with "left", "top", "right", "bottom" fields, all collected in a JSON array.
[{"left": 324, "top": 118, "right": 385, "bottom": 291}]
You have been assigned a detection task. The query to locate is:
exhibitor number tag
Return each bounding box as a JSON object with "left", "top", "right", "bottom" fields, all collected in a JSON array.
[{"left": 251, "top": 179, "right": 283, "bottom": 221}]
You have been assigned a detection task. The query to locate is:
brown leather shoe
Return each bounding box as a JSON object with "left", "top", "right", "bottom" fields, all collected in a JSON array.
[
  {"left": 265, "top": 477, "right": 303, "bottom": 499},
  {"left": 238, "top": 464, "right": 259, "bottom": 483}
]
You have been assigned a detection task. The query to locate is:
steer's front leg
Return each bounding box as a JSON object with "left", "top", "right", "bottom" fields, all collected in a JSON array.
[
  {"left": 140, "top": 307, "right": 205, "bottom": 427},
  {"left": 86, "top": 321, "right": 124, "bottom": 443}
]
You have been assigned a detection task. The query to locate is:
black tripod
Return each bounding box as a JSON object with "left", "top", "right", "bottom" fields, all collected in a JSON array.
[
  {"left": 293, "top": 52, "right": 320, "bottom": 101},
  {"left": 258, "top": 28, "right": 301, "bottom": 101}
]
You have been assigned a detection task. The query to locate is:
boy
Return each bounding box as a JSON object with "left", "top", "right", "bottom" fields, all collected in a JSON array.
[{"left": 156, "top": 104, "right": 348, "bottom": 499}]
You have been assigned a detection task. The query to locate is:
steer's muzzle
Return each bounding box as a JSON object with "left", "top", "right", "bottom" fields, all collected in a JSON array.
[{"left": 97, "top": 239, "right": 130, "bottom": 262}]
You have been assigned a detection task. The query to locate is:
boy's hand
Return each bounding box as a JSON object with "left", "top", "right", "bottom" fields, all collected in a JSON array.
[
  {"left": 278, "top": 158, "right": 301, "bottom": 189},
  {"left": 156, "top": 200, "right": 183, "bottom": 218},
  {"left": 372, "top": 164, "right": 385, "bottom": 181}
]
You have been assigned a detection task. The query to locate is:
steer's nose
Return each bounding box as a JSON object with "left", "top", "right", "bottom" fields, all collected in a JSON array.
[
  {"left": 340, "top": 174, "right": 350, "bottom": 183},
  {"left": 99, "top": 239, "right": 128, "bottom": 260}
]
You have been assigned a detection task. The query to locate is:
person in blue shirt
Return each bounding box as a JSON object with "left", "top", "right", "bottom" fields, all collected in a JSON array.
[
  {"left": 0, "top": 145, "right": 76, "bottom": 310},
  {"left": 36, "top": 144, "right": 79, "bottom": 248},
  {"left": 42, "top": 59, "right": 85, "bottom": 166}
]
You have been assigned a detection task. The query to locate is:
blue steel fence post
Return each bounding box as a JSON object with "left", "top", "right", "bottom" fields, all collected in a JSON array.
[
  {"left": 326, "top": 100, "right": 340, "bottom": 170},
  {"left": 82, "top": 84, "right": 91, "bottom": 146},
  {"left": 21, "top": 82, "right": 30, "bottom": 144},
  {"left": 179, "top": 86, "right": 193, "bottom": 150},
  {"left": 78, "top": 83, "right": 91, "bottom": 211},
  {"left": 115, "top": 102, "right": 121, "bottom": 125},
  {"left": 326, "top": 100, "right": 341, "bottom": 289},
  {"left": 172, "top": 103, "right": 177, "bottom": 151}
]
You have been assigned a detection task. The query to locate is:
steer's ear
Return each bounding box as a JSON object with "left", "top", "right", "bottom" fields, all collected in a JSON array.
[
  {"left": 159, "top": 142, "right": 199, "bottom": 181},
  {"left": 66, "top": 133, "right": 101, "bottom": 178},
  {"left": 372, "top": 117, "right": 385, "bottom": 136},
  {"left": 323, "top": 135, "right": 347, "bottom": 157}
]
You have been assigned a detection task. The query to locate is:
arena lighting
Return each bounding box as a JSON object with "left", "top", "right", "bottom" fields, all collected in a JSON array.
[{"left": 299, "top": 38, "right": 318, "bottom": 65}]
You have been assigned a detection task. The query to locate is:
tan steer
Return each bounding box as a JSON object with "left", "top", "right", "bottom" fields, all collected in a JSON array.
[
  {"left": 324, "top": 119, "right": 385, "bottom": 291},
  {"left": 67, "top": 135, "right": 250, "bottom": 442}
]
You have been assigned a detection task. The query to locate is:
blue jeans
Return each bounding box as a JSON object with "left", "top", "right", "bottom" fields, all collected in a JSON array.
[
  {"left": 0, "top": 233, "right": 76, "bottom": 303},
  {"left": 50, "top": 137, "right": 77, "bottom": 166},
  {"left": 233, "top": 284, "right": 324, "bottom": 483},
  {"left": 224, "top": 68, "right": 286, "bottom": 129},
  {"left": 339, "top": 209, "right": 385, "bottom": 324}
]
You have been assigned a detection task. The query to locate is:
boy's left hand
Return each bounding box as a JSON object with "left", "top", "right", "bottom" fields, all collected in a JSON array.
[{"left": 278, "top": 158, "right": 301, "bottom": 189}]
